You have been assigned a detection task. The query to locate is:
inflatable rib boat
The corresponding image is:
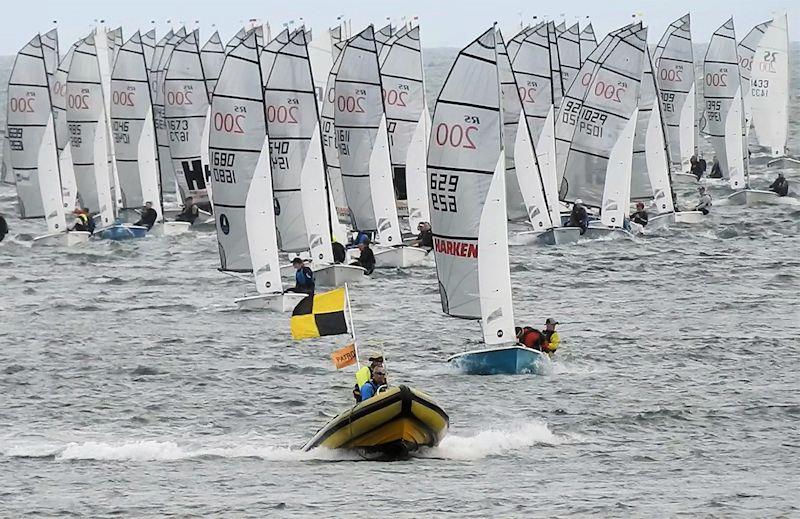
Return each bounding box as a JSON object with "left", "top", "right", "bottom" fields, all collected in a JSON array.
[{"left": 302, "top": 385, "right": 449, "bottom": 458}]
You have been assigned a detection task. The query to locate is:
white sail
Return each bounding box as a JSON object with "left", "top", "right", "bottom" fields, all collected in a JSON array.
[
  {"left": 151, "top": 29, "right": 180, "bottom": 195},
  {"left": 6, "top": 34, "right": 66, "bottom": 232},
  {"left": 142, "top": 28, "right": 156, "bottom": 71},
  {"left": 701, "top": 18, "right": 746, "bottom": 189},
  {"left": 308, "top": 26, "right": 335, "bottom": 111},
  {"left": 428, "top": 27, "right": 514, "bottom": 347},
  {"left": 737, "top": 20, "right": 769, "bottom": 129},
  {"left": 50, "top": 42, "right": 79, "bottom": 208},
  {"left": 335, "top": 25, "right": 401, "bottom": 244},
  {"left": 547, "top": 22, "right": 564, "bottom": 109},
  {"left": 557, "top": 23, "right": 581, "bottom": 91},
  {"left": 406, "top": 106, "right": 431, "bottom": 230},
  {"left": 632, "top": 48, "right": 674, "bottom": 214},
  {"left": 41, "top": 28, "right": 59, "bottom": 84},
  {"left": 320, "top": 39, "right": 350, "bottom": 226},
  {"left": 67, "top": 33, "right": 114, "bottom": 222},
  {"left": 511, "top": 23, "right": 557, "bottom": 146},
  {"left": 507, "top": 25, "right": 537, "bottom": 62},
  {"left": 1, "top": 136, "right": 13, "bottom": 185},
  {"left": 374, "top": 24, "right": 394, "bottom": 56},
  {"left": 210, "top": 31, "right": 281, "bottom": 295},
  {"left": 513, "top": 111, "right": 553, "bottom": 231},
  {"left": 749, "top": 14, "right": 790, "bottom": 156},
  {"left": 579, "top": 23, "right": 597, "bottom": 65},
  {"left": 555, "top": 23, "right": 638, "bottom": 184},
  {"left": 201, "top": 31, "right": 225, "bottom": 98},
  {"left": 379, "top": 25, "right": 427, "bottom": 207},
  {"left": 537, "top": 107, "right": 562, "bottom": 226},
  {"left": 110, "top": 31, "right": 160, "bottom": 211},
  {"left": 560, "top": 26, "right": 648, "bottom": 219},
  {"left": 655, "top": 14, "right": 696, "bottom": 172},
  {"left": 164, "top": 29, "right": 211, "bottom": 207},
  {"left": 262, "top": 29, "right": 333, "bottom": 260}
]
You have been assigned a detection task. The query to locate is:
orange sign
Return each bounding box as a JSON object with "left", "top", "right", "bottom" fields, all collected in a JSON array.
[{"left": 331, "top": 343, "right": 357, "bottom": 370}]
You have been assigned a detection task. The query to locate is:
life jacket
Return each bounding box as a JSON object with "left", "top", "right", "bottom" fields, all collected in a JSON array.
[
  {"left": 519, "top": 327, "right": 543, "bottom": 349},
  {"left": 541, "top": 330, "right": 560, "bottom": 353},
  {"left": 77, "top": 213, "right": 89, "bottom": 225}
]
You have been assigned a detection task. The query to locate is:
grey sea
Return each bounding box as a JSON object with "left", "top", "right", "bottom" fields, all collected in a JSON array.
[{"left": 1, "top": 43, "right": 799, "bottom": 518}]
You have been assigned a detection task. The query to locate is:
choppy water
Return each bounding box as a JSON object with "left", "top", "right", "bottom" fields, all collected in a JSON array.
[{"left": 1, "top": 43, "right": 800, "bottom": 518}]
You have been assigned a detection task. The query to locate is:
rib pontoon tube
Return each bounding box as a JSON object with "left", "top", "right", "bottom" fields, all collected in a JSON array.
[{"left": 302, "top": 385, "right": 449, "bottom": 457}]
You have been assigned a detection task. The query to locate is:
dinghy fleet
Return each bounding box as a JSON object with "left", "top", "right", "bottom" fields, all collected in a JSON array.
[{"left": 2, "top": 12, "right": 796, "bottom": 457}]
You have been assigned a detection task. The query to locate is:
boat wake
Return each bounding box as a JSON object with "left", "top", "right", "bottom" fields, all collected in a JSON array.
[{"left": 417, "top": 421, "right": 581, "bottom": 461}]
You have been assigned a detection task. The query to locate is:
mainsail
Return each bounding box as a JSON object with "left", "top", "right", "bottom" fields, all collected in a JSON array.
[
  {"left": 50, "top": 41, "right": 78, "bottom": 209},
  {"left": 559, "top": 25, "right": 648, "bottom": 229},
  {"left": 547, "top": 22, "right": 564, "bottom": 109},
  {"left": 701, "top": 18, "right": 746, "bottom": 190},
  {"left": 209, "top": 30, "right": 281, "bottom": 296},
  {"left": 151, "top": 28, "right": 182, "bottom": 195},
  {"left": 428, "top": 27, "right": 514, "bottom": 345},
  {"left": 201, "top": 31, "right": 225, "bottom": 98},
  {"left": 579, "top": 23, "right": 597, "bottom": 65},
  {"left": 749, "top": 14, "right": 790, "bottom": 157},
  {"left": 334, "top": 25, "right": 401, "bottom": 244},
  {"left": 66, "top": 34, "right": 114, "bottom": 226},
  {"left": 164, "top": 29, "right": 211, "bottom": 206},
  {"left": 6, "top": 33, "right": 66, "bottom": 232},
  {"left": 262, "top": 29, "right": 333, "bottom": 262},
  {"left": 41, "top": 28, "right": 59, "bottom": 84},
  {"left": 654, "top": 14, "right": 696, "bottom": 172},
  {"left": 110, "top": 31, "right": 160, "bottom": 211},
  {"left": 511, "top": 23, "right": 556, "bottom": 144},
  {"left": 557, "top": 23, "right": 581, "bottom": 91},
  {"left": 142, "top": 28, "right": 156, "bottom": 71},
  {"left": 737, "top": 20, "right": 769, "bottom": 129}
]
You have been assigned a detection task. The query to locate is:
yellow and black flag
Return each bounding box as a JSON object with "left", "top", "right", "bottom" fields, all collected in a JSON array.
[{"left": 290, "top": 288, "right": 349, "bottom": 340}]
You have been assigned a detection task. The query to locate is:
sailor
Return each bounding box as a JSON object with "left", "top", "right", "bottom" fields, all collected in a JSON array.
[
  {"left": 541, "top": 318, "right": 561, "bottom": 355},
  {"left": 690, "top": 154, "right": 707, "bottom": 180},
  {"left": 769, "top": 173, "right": 789, "bottom": 197},
  {"left": 630, "top": 202, "right": 649, "bottom": 226},
  {"left": 708, "top": 156, "right": 722, "bottom": 179},
  {"left": 353, "top": 353, "right": 384, "bottom": 402},
  {"left": 350, "top": 239, "right": 376, "bottom": 275},
  {"left": 84, "top": 208, "right": 96, "bottom": 234},
  {"left": 69, "top": 208, "right": 90, "bottom": 232},
  {"left": 410, "top": 221, "right": 433, "bottom": 249},
  {"left": 287, "top": 257, "right": 315, "bottom": 295},
  {"left": 175, "top": 196, "right": 199, "bottom": 224},
  {"left": 694, "top": 186, "right": 712, "bottom": 215},
  {"left": 134, "top": 201, "right": 158, "bottom": 230},
  {"left": 516, "top": 326, "right": 543, "bottom": 350},
  {"left": 359, "top": 366, "right": 388, "bottom": 402},
  {"left": 0, "top": 213, "right": 7, "bottom": 242},
  {"left": 567, "top": 199, "right": 589, "bottom": 234},
  {"left": 332, "top": 238, "right": 347, "bottom": 264}
]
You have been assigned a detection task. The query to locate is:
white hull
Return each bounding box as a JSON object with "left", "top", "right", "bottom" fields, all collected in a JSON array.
[
  {"left": 519, "top": 226, "right": 581, "bottom": 245},
  {"left": 767, "top": 156, "right": 800, "bottom": 169},
  {"left": 583, "top": 222, "right": 635, "bottom": 240},
  {"left": 673, "top": 211, "right": 704, "bottom": 224},
  {"left": 646, "top": 212, "right": 675, "bottom": 230},
  {"left": 32, "top": 231, "right": 91, "bottom": 246},
  {"left": 313, "top": 264, "right": 365, "bottom": 286},
  {"left": 373, "top": 245, "right": 430, "bottom": 268},
  {"left": 154, "top": 221, "right": 192, "bottom": 236},
  {"left": 672, "top": 171, "right": 698, "bottom": 184},
  {"left": 234, "top": 292, "right": 307, "bottom": 312},
  {"left": 726, "top": 189, "right": 779, "bottom": 206}
]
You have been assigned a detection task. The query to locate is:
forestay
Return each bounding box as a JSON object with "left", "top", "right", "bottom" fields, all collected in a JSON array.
[
  {"left": 6, "top": 33, "right": 66, "bottom": 232},
  {"left": 579, "top": 23, "right": 597, "bottom": 65},
  {"left": 110, "top": 31, "right": 160, "bottom": 210},
  {"left": 209, "top": 31, "right": 281, "bottom": 296},
  {"left": 201, "top": 31, "right": 225, "bottom": 98},
  {"left": 335, "top": 25, "right": 401, "bottom": 244},
  {"left": 557, "top": 23, "right": 581, "bottom": 91},
  {"left": 749, "top": 14, "right": 789, "bottom": 157},
  {"left": 164, "top": 29, "right": 212, "bottom": 206},
  {"left": 559, "top": 26, "right": 647, "bottom": 227},
  {"left": 262, "top": 29, "right": 333, "bottom": 262},
  {"left": 428, "top": 27, "right": 515, "bottom": 348},
  {"left": 701, "top": 18, "right": 746, "bottom": 190},
  {"left": 631, "top": 47, "right": 674, "bottom": 214},
  {"left": 66, "top": 34, "right": 114, "bottom": 226},
  {"left": 654, "top": 14, "right": 696, "bottom": 172}
]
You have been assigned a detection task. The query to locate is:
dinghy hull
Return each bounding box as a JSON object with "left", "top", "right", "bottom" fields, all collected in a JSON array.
[
  {"left": 302, "top": 385, "right": 449, "bottom": 458},
  {"left": 313, "top": 264, "right": 365, "bottom": 286},
  {"left": 373, "top": 245, "right": 430, "bottom": 268},
  {"left": 234, "top": 292, "right": 307, "bottom": 312},
  {"left": 159, "top": 221, "right": 191, "bottom": 236},
  {"left": 33, "top": 231, "right": 91, "bottom": 246},
  {"left": 767, "top": 156, "right": 800, "bottom": 169},
  {"left": 646, "top": 212, "right": 675, "bottom": 230},
  {"left": 673, "top": 211, "right": 704, "bottom": 224},
  {"left": 534, "top": 227, "right": 581, "bottom": 245},
  {"left": 95, "top": 224, "right": 148, "bottom": 241},
  {"left": 447, "top": 345, "right": 548, "bottom": 375},
  {"left": 672, "top": 172, "right": 698, "bottom": 184},
  {"left": 726, "top": 189, "right": 778, "bottom": 206},
  {"left": 582, "top": 223, "right": 634, "bottom": 240}
]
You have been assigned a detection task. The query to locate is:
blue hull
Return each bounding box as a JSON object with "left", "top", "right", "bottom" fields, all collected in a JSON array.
[
  {"left": 96, "top": 225, "right": 148, "bottom": 241},
  {"left": 447, "top": 346, "right": 547, "bottom": 375}
]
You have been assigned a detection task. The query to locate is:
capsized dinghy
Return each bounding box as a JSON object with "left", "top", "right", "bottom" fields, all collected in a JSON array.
[{"left": 302, "top": 385, "right": 449, "bottom": 458}]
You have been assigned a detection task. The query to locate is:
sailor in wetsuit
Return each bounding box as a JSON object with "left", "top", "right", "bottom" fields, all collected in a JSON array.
[
  {"left": 769, "top": 173, "right": 789, "bottom": 197},
  {"left": 175, "top": 196, "right": 199, "bottom": 224},
  {"left": 567, "top": 199, "right": 590, "bottom": 234},
  {"left": 350, "top": 239, "right": 376, "bottom": 275},
  {"left": 694, "top": 186, "right": 712, "bottom": 215},
  {"left": 0, "top": 213, "right": 8, "bottom": 242},
  {"left": 133, "top": 201, "right": 158, "bottom": 230},
  {"left": 287, "top": 257, "right": 315, "bottom": 295},
  {"left": 630, "top": 202, "right": 649, "bottom": 227},
  {"left": 708, "top": 156, "right": 722, "bottom": 179},
  {"left": 410, "top": 221, "right": 433, "bottom": 249}
]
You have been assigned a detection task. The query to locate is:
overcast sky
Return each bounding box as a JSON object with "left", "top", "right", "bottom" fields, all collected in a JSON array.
[{"left": 1, "top": 0, "right": 797, "bottom": 54}]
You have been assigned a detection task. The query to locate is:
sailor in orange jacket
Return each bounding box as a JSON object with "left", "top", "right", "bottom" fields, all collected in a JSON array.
[{"left": 516, "top": 318, "right": 561, "bottom": 356}]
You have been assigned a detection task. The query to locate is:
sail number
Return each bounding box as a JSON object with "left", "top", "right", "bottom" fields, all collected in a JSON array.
[
  {"left": 660, "top": 92, "right": 676, "bottom": 113},
  {"left": 705, "top": 100, "right": 722, "bottom": 122},
  {"left": 112, "top": 90, "right": 136, "bottom": 107},
  {"left": 213, "top": 112, "right": 245, "bottom": 134},
  {"left": 592, "top": 81, "right": 626, "bottom": 103},
  {"left": 52, "top": 80, "right": 67, "bottom": 98},
  {"left": 434, "top": 120, "right": 478, "bottom": 150},
  {"left": 112, "top": 120, "right": 130, "bottom": 144},
  {"left": 270, "top": 141, "right": 290, "bottom": 170},
  {"left": 704, "top": 72, "right": 728, "bottom": 88},
  {"left": 210, "top": 151, "right": 236, "bottom": 183},
  {"left": 337, "top": 95, "right": 366, "bottom": 113},
  {"left": 430, "top": 172, "right": 459, "bottom": 213},
  {"left": 658, "top": 67, "right": 684, "bottom": 83},
  {"left": 166, "top": 90, "right": 194, "bottom": 106},
  {"left": 751, "top": 79, "right": 770, "bottom": 98},
  {"left": 576, "top": 108, "right": 607, "bottom": 138},
  {"left": 7, "top": 127, "right": 24, "bottom": 151},
  {"left": 67, "top": 93, "right": 90, "bottom": 110},
  {"left": 8, "top": 96, "right": 36, "bottom": 113},
  {"left": 266, "top": 105, "right": 298, "bottom": 124},
  {"left": 168, "top": 119, "right": 189, "bottom": 142},
  {"left": 382, "top": 87, "right": 408, "bottom": 107},
  {"left": 518, "top": 81, "right": 538, "bottom": 103},
  {"left": 67, "top": 123, "right": 81, "bottom": 147}
]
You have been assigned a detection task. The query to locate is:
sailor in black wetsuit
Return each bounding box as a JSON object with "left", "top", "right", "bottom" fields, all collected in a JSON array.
[
  {"left": 769, "top": 173, "right": 789, "bottom": 197},
  {"left": 708, "top": 156, "right": 722, "bottom": 179},
  {"left": 351, "top": 239, "right": 376, "bottom": 274},
  {"left": 175, "top": 196, "right": 199, "bottom": 224},
  {"left": 630, "top": 202, "right": 649, "bottom": 226},
  {"left": 134, "top": 202, "right": 158, "bottom": 230},
  {"left": 410, "top": 221, "right": 433, "bottom": 249},
  {"left": 0, "top": 214, "right": 8, "bottom": 242}
]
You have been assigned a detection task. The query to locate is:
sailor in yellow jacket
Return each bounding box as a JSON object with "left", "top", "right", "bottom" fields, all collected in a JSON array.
[
  {"left": 353, "top": 353, "right": 384, "bottom": 402},
  {"left": 540, "top": 318, "right": 560, "bottom": 355}
]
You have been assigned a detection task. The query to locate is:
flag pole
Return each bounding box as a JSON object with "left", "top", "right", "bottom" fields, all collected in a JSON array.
[{"left": 344, "top": 283, "right": 360, "bottom": 368}]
